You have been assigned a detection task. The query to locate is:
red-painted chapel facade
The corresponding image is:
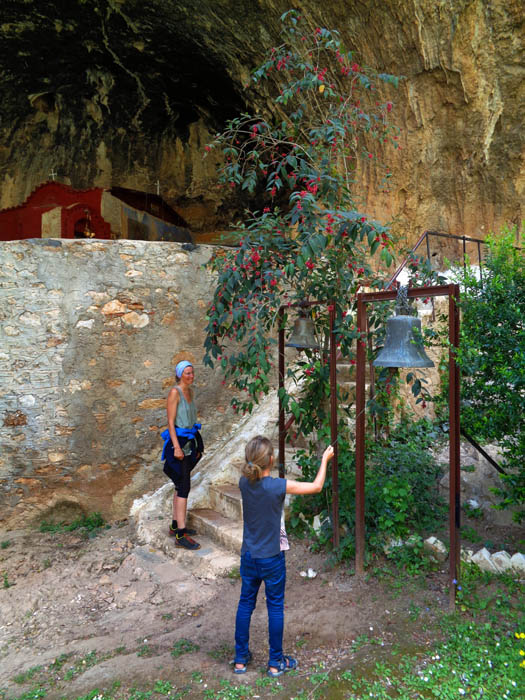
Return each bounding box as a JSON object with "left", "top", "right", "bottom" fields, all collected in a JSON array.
[
  {"left": 0, "top": 181, "right": 192, "bottom": 243},
  {"left": 0, "top": 182, "right": 112, "bottom": 240}
]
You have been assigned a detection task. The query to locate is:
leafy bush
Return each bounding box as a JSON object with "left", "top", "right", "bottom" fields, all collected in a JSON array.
[{"left": 452, "top": 229, "right": 524, "bottom": 521}]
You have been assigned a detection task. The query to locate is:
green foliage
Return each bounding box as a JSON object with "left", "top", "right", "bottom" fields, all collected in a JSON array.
[
  {"left": 226, "top": 566, "right": 240, "bottom": 580},
  {"left": 171, "top": 638, "right": 199, "bottom": 658},
  {"left": 39, "top": 512, "right": 106, "bottom": 535},
  {"left": 152, "top": 680, "right": 174, "bottom": 695},
  {"left": 136, "top": 644, "right": 155, "bottom": 657},
  {"left": 1, "top": 540, "right": 11, "bottom": 549},
  {"left": 203, "top": 680, "right": 252, "bottom": 699},
  {"left": 207, "top": 643, "right": 232, "bottom": 661},
  {"left": 203, "top": 10, "right": 399, "bottom": 425},
  {"left": 453, "top": 229, "right": 525, "bottom": 521},
  {"left": 366, "top": 419, "right": 447, "bottom": 543},
  {"left": 12, "top": 667, "right": 43, "bottom": 685},
  {"left": 9, "top": 688, "right": 47, "bottom": 700},
  {"left": 290, "top": 419, "right": 445, "bottom": 555},
  {"left": 63, "top": 651, "right": 99, "bottom": 681}
]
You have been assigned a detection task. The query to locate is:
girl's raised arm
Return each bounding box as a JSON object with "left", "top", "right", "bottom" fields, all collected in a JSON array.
[{"left": 285, "top": 445, "right": 334, "bottom": 495}]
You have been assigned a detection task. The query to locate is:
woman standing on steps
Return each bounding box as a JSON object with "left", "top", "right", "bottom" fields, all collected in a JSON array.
[
  {"left": 233, "top": 435, "right": 334, "bottom": 677},
  {"left": 162, "top": 360, "right": 203, "bottom": 551}
]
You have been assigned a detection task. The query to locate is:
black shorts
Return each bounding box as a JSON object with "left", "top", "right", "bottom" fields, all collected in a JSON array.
[{"left": 164, "top": 452, "right": 194, "bottom": 498}]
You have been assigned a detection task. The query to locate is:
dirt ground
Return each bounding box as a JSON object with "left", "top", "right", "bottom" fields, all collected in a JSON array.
[{"left": 0, "top": 518, "right": 462, "bottom": 700}]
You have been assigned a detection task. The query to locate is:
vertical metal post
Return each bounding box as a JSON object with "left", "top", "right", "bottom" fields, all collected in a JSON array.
[
  {"left": 278, "top": 307, "right": 285, "bottom": 478},
  {"left": 477, "top": 241, "right": 483, "bottom": 287},
  {"left": 329, "top": 303, "right": 339, "bottom": 548},
  {"left": 448, "top": 284, "right": 461, "bottom": 609},
  {"left": 355, "top": 294, "right": 366, "bottom": 576},
  {"left": 425, "top": 231, "right": 431, "bottom": 266}
]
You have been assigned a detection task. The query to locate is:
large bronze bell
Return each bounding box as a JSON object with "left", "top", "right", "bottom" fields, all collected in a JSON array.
[
  {"left": 373, "top": 286, "right": 434, "bottom": 368},
  {"left": 285, "top": 312, "right": 320, "bottom": 350},
  {"left": 373, "top": 315, "right": 434, "bottom": 368}
]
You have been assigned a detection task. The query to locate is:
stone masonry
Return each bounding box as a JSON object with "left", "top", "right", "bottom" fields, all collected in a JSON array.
[{"left": 0, "top": 239, "right": 239, "bottom": 530}]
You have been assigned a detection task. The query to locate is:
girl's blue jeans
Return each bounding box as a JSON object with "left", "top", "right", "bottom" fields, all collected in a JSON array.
[{"left": 234, "top": 550, "right": 286, "bottom": 667}]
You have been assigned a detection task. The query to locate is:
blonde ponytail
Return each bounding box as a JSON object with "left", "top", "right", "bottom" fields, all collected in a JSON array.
[{"left": 243, "top": 435, "right": 274, "bottom": 482}]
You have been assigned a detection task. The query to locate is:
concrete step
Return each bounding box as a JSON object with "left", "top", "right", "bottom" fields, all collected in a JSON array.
[
  {"left": 165, "top": 534, "right": 239, "bottom": 577},
  {"left": 136, "top": 514, "right": 239, "bottom": 579},
  {"left": 188, "top": 507, "right": 243, "bottom": 555},
  {"left": 209, "top": 483, "right": 242, "bottom": 520}
]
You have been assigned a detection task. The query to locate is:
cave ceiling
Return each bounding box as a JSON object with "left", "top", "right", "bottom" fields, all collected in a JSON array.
[{"left": 0, "top": 0, "right": 255, "bottom": 138}]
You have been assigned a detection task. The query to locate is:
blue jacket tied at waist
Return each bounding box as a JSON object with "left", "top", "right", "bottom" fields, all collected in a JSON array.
[{"left": 161, "top": 423, "right": 202, "bottom": 460}]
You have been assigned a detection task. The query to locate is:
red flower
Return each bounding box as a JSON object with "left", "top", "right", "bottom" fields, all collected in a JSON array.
[
  {"left": 305, "top": 259, "right": 315, "bottom": 270},
  {"left": 386, "top": 102, "right": 393, "bottom": 112}
]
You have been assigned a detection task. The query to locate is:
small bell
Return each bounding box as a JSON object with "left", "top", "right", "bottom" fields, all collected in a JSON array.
[
  {"left": 373, "top": 286, "right": 434, "bottom": 368},
  {"left": 285, "top": 312, "right": 320, "bottom": 350}
]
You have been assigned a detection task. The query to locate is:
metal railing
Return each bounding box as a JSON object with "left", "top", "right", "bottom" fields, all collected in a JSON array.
[{"left": 387, "top": 229, "right": 492, "bottom": 289}]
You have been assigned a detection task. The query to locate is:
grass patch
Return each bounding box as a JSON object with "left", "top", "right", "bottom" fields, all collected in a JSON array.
[
  {"left": 10, "top": 688, "right": 47, "bottom": 699},
  {"left": 39, "top": 512, "right": 106, "bottom": 536},
  {"left": 203, "top": 680, "right": 252, "bottom": 698},
  {"left": 207, "top": 643, "right": 231, "bottom": 661},
  {"left": 1, "top": 540, "right": 11, "bottom": 549},
  {"left": 226, "top": 567, "right": 240, "bottom": 581},
  {"left": 136, "top": 644, "right": 156, "bottom": 658},
  {"left": 48, "top": 652, "right": 73, "bottom": 671},
  {"left": 339, "top": 565, "right": 523, "bottom": 699},
  {"left": 12, "top": 667, "right": 43, "bottom": 685},
  {"left": 63, "top": 651, "right": 100, "bottom": 681},
  {"left": 171, "top": 639, "right": 199, "bottom": 658}
]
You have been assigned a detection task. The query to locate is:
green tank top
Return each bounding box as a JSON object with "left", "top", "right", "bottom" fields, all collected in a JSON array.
[{"left": 175, "top": 386, "right": 197, "bottom": 456}]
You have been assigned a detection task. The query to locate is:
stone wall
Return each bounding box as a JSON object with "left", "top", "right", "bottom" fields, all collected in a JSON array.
[{"left": 0, "top": 239, "right": 239, "bottom": 530}]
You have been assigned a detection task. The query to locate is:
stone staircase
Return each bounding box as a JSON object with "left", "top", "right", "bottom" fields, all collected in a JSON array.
[{"left": 188, "top": 484, "right": 244, "bottom": 555}]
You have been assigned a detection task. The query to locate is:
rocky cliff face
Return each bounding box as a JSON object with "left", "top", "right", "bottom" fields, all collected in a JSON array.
[{"left": 0, "top": 0, "right": 523, "bottom": 248}]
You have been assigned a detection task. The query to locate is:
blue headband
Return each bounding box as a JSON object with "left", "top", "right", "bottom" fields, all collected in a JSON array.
[{"left": 175, "top": 361, "right": 193, "bottom": 378}]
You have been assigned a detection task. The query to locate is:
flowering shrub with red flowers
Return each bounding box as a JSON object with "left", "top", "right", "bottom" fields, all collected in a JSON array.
[{"left": 203, "top": 10, "right": 400, "bottom": 439}]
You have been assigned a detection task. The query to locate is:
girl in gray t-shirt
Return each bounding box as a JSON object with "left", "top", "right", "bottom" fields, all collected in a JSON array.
[{"left": 233, "top": 435, "right": 334, "bottom": 678}]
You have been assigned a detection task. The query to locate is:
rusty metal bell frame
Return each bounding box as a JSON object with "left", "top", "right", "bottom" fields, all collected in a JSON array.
[{"left": 285, "top": 312, "right": 320, "bottom": 350}]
